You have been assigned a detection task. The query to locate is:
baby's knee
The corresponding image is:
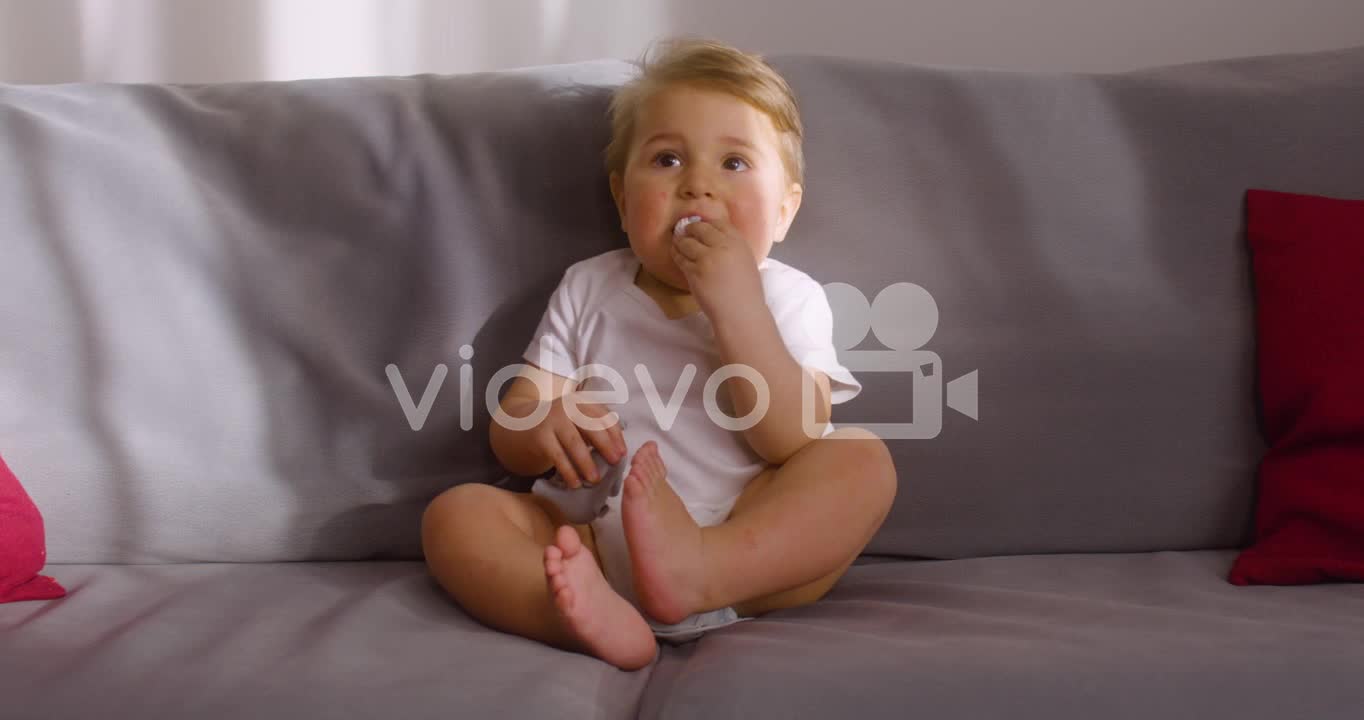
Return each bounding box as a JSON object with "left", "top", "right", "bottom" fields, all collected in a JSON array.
[
  {"left": 825, "top": 428, "right": 897, "bottom": 498},
  {"left": 422, "top": 484, "right": 513, "bottom": 545},
  {"left": 424, "top": 484, "right": 482, "bottom": 528},
  {"left": 423, "top": 485, "right": 472, "bottom": 548}
]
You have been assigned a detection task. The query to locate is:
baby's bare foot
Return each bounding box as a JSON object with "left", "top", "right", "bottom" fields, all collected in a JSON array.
[
  {"left": 543, "top": 525, "right": 657, "bottom": 671},
  {"left": 621, "top": 441, "right": 708, "bottom": 625}
]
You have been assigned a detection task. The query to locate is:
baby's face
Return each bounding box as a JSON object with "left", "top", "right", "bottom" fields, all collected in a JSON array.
[{"left": 610, "top": 85, "right": 802, "bottom": 292}]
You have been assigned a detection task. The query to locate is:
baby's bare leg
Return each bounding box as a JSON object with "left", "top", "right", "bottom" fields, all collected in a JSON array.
[
  {"left": 709, "top": 427, "right": 898, "bottom": 615},
  {"left": 620, "top": 428, "right": 897, "bottom": 624},
  {"left": 421, "top": 484, "right": 656, "bottom": 670},
  {"left": 422, "top": 485, "right": 583, "bottom": 646}
]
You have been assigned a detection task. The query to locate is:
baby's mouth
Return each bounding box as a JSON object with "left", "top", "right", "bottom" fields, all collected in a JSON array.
[{"left": 672, "top": 215, "right": 703, "bottom": 235}]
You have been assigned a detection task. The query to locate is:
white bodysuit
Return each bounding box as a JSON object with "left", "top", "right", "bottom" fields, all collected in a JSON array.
[{"left": 520, "top": 247, "right": 861, "bottom": 640}]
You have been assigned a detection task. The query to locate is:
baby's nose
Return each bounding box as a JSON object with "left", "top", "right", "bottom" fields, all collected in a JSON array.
[{"left": 679, "top": 170, "right": 716, "bottom": 198}]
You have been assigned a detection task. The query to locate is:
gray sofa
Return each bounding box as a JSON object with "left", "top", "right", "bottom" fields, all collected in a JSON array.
[{"left": 3, "top": 44, "right": 1364, "bottom": 719}]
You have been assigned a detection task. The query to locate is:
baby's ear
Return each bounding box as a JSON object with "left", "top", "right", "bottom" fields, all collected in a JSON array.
[
  {"left": 775, "top": 182, "right": 803, "bottom": 242},
  {"left": 609, "top": 172, "right": 627, "bottom": 229}
]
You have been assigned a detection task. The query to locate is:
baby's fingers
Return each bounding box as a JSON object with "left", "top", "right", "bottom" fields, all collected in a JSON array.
[
  {"left": 670, "top": 242, "right": 696, "bottom": 273},
  {"left": 556, "top": 424, "right": 599, "bottom": 486},
  {"left": 544, "top": 438, "right": 582, "bottom": 489},
  {"left": 609, "top": 420, "right": 627, "bottom": 459},
  {"left": 585, "top": 425, "right": 625, "bottom": 466},
  {"left": 671, "top": 232, "right": 704, "bottom": 261},
  {"left": 570, "top": 406, "right": 624, "bottom": 462}
]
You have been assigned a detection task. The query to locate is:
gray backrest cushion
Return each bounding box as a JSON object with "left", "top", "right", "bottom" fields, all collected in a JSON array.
[
  {"left": 777, "top": 47, "right": 1364, "bottom": 558},
  {"left": 3, "top": 47, "right": 1362, "bottom": 563},
  {"left": 1, "top": 62, "right": 636, "bottom": 563}
]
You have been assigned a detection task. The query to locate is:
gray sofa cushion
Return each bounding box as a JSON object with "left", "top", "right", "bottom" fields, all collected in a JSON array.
[
  {"left": 3, "top": 47, "right": 1363, "bottom": 564},
  {"left": 0, "top": 562, "right": 650, "bottom": 719},
  {"left": 771, "top": 47, "right": 1364, "bottom": 559},
  {"left": 638, "top": 551, "right": 1364, "bottom": 720},
  {"left": 0, "top": 62, "right": 638, "bottom": 564},
  {"left": 2, "top": 553, "right": 1359, "bottom": 718}
]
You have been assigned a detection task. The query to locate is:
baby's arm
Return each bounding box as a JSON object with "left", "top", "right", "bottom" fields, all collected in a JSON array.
[
  {"left": 491, "top": 363, "right": 629, "bottom": 523},
  {"left": 710, "top": 307, "right": 834, "bottom": 465},
  {"left": 668, "top": 219, "right": 835, "bottom": 463},
  {"left": 489, "top": 364, "right": 573, "bottom": 477}
]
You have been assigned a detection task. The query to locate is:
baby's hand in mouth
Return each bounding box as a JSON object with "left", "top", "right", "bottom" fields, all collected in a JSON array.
[{"left": 673, "top": 215, "right": 703, "bottom": 236}]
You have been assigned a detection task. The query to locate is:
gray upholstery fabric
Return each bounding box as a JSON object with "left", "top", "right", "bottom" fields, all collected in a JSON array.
[
  {"left": 5, "top": 48, "right": 1364, "bottom": 568},
  {"left": 638, "top": 551, "right": 1364, "bottom": 719},
  {"left": 2, "top": 553, "right": 1360, "bottom": 719},
  {"left": 1, "top": 61, "right": 638, "bottom": 564},
  {"left": 0, "top": 562, "right": 650, "bottom": 719},
  {"left": 770, "top": 47, "right": 1364, "bottom": 559},
  {"left": 4, "top": 49, "right": 1364, "bottom": 565}
]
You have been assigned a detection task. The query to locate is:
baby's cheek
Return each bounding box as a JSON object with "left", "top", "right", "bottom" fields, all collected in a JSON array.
[
  {"left": 728, "top": 198, "right": 766, "bottom": 237},
  {"left": 625, "top": 188, "right": 664, "bottom": 229},
  {"left": 621, "top": 186, "right": 651, "bottom": 226}
]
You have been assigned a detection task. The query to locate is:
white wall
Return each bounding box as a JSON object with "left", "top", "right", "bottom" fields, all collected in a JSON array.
[{"left": 2, "top": 0, "right": 1362, "bottom": 84}]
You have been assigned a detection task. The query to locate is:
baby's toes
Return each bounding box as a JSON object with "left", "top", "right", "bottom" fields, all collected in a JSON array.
[
  {"left": 642, "top": 458, "right": 662, "bottom": 486},
  {"left": 550, "top": 572, "right": 568, "bottom": 593},
  {"left": 556, "top": 525, "right": 582, "bottom": 554},
  {"left": 555, "top": 585, "right": 576, "bottom": 614},
  {"left": 643, "top": 448, "right": 662, "bottom": 474}
]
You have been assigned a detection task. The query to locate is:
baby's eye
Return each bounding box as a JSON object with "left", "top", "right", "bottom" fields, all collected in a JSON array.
[
  {"left": 723, "top": 156, "right": 750, "bottom": 171},
  {"left": 652, "top": 152, "right": 681, "bottom": 168}
]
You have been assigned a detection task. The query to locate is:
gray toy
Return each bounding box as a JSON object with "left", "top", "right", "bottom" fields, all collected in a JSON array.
[{"left": 531, "top": 422, "right": 633, "bottom": 524}]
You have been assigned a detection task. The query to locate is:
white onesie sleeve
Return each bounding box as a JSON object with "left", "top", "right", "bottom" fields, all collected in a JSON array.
[
  {"left": 521, "top": 265, "right": 583, "bottom": 380},
  {"left": 771, "top": 275, "right": 863, "bottom": 405}
]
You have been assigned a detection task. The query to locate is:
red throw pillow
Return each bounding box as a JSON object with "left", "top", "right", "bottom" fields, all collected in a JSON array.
[
  {"left": 0, "top": 452, "right": 67, "bottom": 603},
  {"left": 1228, "top": 188, "right": 1364, "bottom": 585}
]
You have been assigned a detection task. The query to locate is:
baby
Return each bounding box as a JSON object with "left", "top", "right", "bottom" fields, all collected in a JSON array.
[{"left": 422, "top": 37, "right": 897, "bottom": 671}]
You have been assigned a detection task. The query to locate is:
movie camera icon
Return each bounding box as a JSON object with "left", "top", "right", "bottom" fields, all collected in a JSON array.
[{"left": 803, "top": 282, "right": 979, "bottom": 440}]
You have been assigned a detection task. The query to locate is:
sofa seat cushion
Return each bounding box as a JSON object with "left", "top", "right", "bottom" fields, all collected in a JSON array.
[
  {"left": 3, "top": 555, "right": 1362, "bottom": 718},
  {"left": 639, "top": 550, "right": 1364, "bottom": 719},
  {"left": 0, "top": 562, "right": 649, "bottom": 720}
]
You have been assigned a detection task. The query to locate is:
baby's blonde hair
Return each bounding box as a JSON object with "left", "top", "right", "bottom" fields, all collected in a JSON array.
[{"left": 604, "top": 37, "right": 805, "bottom": 187}]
